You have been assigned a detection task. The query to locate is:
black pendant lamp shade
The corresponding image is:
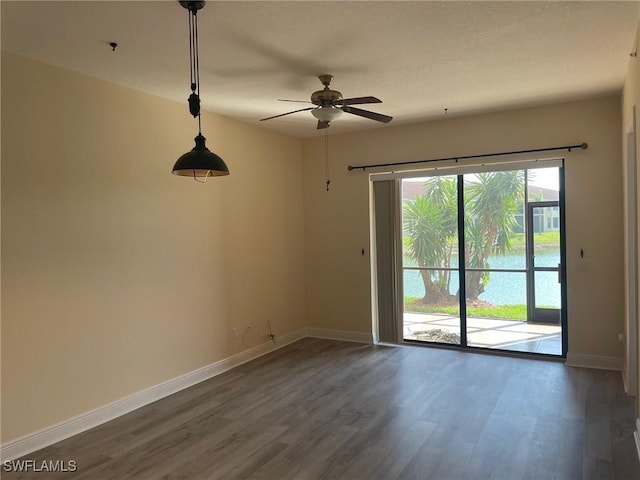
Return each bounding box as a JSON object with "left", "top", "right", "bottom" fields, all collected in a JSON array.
[
  {"left": 172, "top": 134, "right": 229, "bottom": 177},
  {"left": 172, "top": 0, "right": 229, "bottom": 179}
]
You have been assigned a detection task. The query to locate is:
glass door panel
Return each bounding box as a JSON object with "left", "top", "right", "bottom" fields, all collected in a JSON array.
[
  {"left": 401, "top": 176, "right": 461, "bottom": 345},
  {"left": 528, "top": 203, "right": 561, "bottom": 325},
  {"left": 463, "top": 170, "right": 529, "bottom": 352},
  {"left": 527, "top": 168, "right": 560, "bottom": 202},
  {"left": 533, "top": 271, "right": 561, "bottom": 308},
  {"left": 465, "top": 271, "right": 532, "bottom": 351}
]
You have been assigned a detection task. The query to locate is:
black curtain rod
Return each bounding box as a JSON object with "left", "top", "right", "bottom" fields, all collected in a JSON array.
[{"left": 347, "top": 142, "right": 588, "bottom": 172}]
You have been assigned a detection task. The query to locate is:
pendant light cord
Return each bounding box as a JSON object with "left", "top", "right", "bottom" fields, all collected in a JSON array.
[
  {"left": 188, "top": 4, "right": 204, "bottom": 183},
  {"left": 188, "top": 5, "right": 202, "bottom": 135},
  {"left": 194, "top": 8, "right": 201, "bottom": 135},
  {"left": 188, "top": 10, "right": 195, "bottom": 92},
  {"left": 325, "top": 128, "right": 331, "bottom": 191}
]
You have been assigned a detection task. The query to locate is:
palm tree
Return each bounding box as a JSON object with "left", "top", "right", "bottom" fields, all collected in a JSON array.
[
  {"left": 464, "top": 171, "right": 524, "bottom": 299},
  {"left": 403, "top": 177, "right": 457, "bottom": 304},
  {"left": 403, "top": 171, "right": 524, "bottom": 305}
]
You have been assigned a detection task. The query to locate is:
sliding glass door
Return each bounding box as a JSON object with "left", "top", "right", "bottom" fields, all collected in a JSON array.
[
  {"left": 402, "top": 175, "right": 461, "bottom": 345},
  {"left": 398, "top": 165, "right": 564, "bottom": 356}
]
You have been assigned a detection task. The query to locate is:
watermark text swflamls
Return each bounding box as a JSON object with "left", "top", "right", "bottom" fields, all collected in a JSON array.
[{"left": 2, "top": 459, "right": 78, "bottom": 473}]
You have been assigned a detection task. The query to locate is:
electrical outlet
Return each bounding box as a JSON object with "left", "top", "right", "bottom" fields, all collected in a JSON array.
[
  {"left": 618, "top": 333, "right": 625, "bottom": 342},
  {"left": 232, "top": 327, "right": 238, "bottom": 339}
]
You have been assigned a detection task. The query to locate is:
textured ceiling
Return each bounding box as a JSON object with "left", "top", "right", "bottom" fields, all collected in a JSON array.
[{"left": 2, "top": 1, "right": 639, "bottom": 138}]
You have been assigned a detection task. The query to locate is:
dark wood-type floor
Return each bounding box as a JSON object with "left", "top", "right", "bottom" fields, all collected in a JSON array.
[{"left": 4, "top": 338, "right": 639, "bottom": 479}]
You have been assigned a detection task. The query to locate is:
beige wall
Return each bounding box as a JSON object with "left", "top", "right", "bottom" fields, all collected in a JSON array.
[
  {"left": 1, "top": 50, "right": 632, "bottom": 445},
  {"left": 1, "top": 53, "right": 305, "bottom": 442},
  {"left": 303, "top": 96, "right": 624, "bottom": 359}
]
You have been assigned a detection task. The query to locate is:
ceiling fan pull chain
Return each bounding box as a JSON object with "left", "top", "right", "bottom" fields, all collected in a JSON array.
[{"left": 325, "top": 128, "right": 331, "bottom": 191}]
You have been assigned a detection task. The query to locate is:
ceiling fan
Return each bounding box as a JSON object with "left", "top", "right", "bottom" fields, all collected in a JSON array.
[{"left": 260, "top": 74, "right": 393, "bottom": 129}]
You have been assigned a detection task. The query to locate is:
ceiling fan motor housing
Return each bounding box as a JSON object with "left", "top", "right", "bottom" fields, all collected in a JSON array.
[{"left": 311, "top": 88, "right": 343, "bottom": 106}]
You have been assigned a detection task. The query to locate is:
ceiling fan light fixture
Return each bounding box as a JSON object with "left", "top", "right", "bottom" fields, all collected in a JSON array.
[{"left": 312, "top": 106, "right": 343, "bottom": 123}]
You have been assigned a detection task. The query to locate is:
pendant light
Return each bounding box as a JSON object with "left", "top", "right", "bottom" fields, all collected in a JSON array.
[{"left": 172, "top": 1, "right": 229, "bottom": 181}]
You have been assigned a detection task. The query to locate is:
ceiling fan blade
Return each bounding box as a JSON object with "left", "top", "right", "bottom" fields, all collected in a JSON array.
[
  {"left": 277, "top": 99, "right": 313, "bottom": 104},
  {"left": 342, "top": 106, "right": 393, "bottom": 123},
  {"left": 260, "top": 107, "right": 314, "bottom": 121},
  {"left": 317, "top": 120, "right": 330, "bottom": 130},
  {"left": 339, "top": 96, "right": 382, "bottom": 106}
]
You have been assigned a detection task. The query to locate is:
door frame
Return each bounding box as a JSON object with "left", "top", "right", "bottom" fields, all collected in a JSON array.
[{"left": 372, "top": 158, "right": 567, "bottom": 357}]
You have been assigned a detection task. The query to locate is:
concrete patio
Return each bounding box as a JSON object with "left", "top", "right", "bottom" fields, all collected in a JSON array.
[{"left": 404, "top": 311, "right": 562, "bottom": 355}]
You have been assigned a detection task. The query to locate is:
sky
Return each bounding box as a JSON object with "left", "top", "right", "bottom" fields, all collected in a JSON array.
[{"left": 528, "top": 167, "right": 559, "bottom": 191}]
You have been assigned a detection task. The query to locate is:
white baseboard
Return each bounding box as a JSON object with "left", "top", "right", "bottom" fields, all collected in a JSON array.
[
  {"left": 622, "top": 367, "right": 630, "bottom": 393},
  {"left": 0, "top": 328, "right": 307, "bottom": 462},
  {"left": 635, "top": 419, "right": 640, "bottom": 463},
  {"left": 306, "top": 327, "right": 373, "bottom": 344},
  {"left": 564, "top": 352, "right": 623, "bottom": 371}
]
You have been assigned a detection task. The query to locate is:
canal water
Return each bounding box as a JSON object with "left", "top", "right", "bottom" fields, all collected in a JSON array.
[{"left": 403, "top": 250, "right": 561, "bottom": 307}]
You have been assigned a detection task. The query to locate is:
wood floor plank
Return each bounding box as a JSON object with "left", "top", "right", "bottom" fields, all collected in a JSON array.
[{"left": 3, "top": 338, "right": 638, "bottom": 480}]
